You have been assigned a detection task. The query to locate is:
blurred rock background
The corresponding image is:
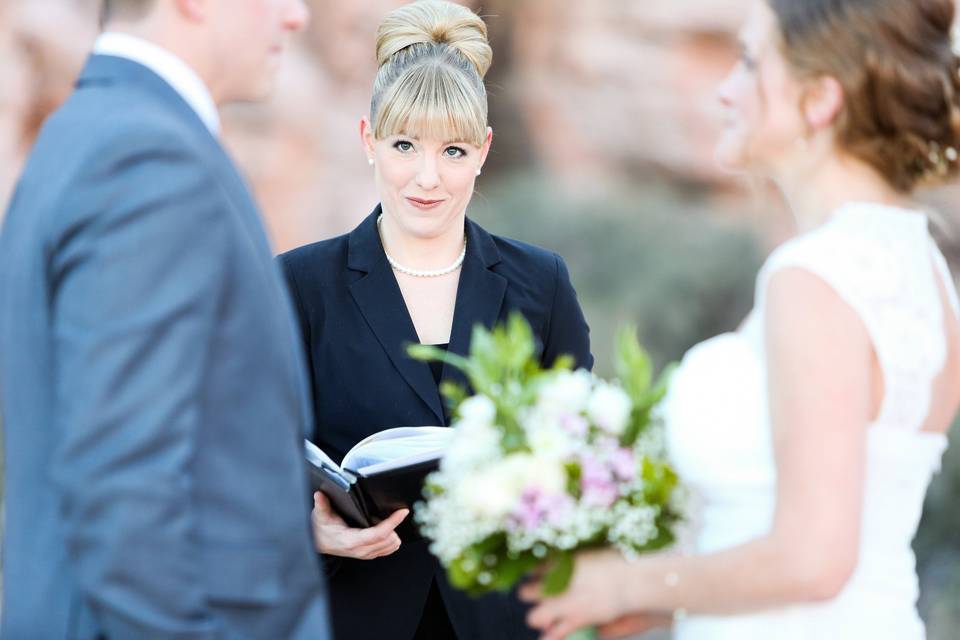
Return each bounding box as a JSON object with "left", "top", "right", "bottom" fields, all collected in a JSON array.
[{"left": 1, "top": 1, "right": 958, "bottom": 637}]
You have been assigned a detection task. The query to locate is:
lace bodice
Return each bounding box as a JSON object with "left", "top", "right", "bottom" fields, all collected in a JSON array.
[{"left": 665, "top": 202, "right": 960, "bottom": 639}]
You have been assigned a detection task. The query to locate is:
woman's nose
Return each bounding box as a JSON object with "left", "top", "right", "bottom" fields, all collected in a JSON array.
[{"left": 415, "top": 156, "right": 440, "bottom": 190}]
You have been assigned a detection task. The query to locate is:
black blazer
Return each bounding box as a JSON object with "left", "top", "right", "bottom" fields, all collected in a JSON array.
[{"left": 279, "top": 207, "right": 593, "bottom": 640}]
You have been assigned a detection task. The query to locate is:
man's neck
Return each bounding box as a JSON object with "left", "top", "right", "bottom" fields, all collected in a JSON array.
[
  {"left": 103, "top": 21, "right": 220, "bottom": 104},
  {"left": 95, "top": 29, "right": 222, "bottom": 135}
]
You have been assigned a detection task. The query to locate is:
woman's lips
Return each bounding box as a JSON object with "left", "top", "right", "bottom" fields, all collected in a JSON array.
[{"left": 406, "top": 197, "right": 445, "bottom": 210}]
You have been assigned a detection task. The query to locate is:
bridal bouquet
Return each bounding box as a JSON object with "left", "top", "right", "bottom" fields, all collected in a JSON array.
[{"left": 408, "top": 315, "right": 684, "bottom": 615}]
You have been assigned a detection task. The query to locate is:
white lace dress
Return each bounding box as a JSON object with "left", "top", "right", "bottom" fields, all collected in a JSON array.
[{"left": 665, "top": 203, "right": 960, "bottom": 639}]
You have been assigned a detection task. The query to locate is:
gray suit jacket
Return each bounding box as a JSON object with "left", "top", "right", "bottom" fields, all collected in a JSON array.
[{"left": 0, "top": 54, "right": 330, "bottom": 639}]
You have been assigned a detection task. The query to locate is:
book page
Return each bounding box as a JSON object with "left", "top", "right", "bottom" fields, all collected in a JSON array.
[
  {"left": 342, "top": 426, "right": 453, "bottom": 475},
  {"left": 305, "top": 439, "right": 340, "bottom": 470},
  {"left": 304, "top": 439, "right": 354, "bottom": 488}
]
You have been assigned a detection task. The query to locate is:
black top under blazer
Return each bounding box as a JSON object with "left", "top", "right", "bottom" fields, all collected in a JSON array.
[{"left": 279, "top": 207, "right": 593, "bottom": 640}]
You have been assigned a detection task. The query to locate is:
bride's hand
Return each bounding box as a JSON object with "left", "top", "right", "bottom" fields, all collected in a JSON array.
[
  {"left": 519, "top": 549, "right": 637, "bottom": 640},
  {"left": 311, "top": 492, "right": 408, "bottom": 559},
  {"left": 597, "top": 613, "right": 672, "bottom": 638}
]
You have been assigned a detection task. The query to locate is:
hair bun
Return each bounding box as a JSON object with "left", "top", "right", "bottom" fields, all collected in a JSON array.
[{"left": 376, "top": 0, "right": 492, "bottom": 79}]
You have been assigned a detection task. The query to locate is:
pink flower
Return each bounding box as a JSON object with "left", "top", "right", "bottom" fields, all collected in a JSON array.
[
  {"left": 610, "top": 447, "right": 637, "bottom": 482},
  {"left": 560, "top": 413, "right": 589, "bottom": 438},
  {"left": 508, "top": 487, "right": 575, "bottom": 532},
  {"left": 580, "top": 455, "right": 618, "bottom": 507}
]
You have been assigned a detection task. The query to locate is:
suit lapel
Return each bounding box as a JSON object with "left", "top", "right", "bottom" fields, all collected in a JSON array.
[
  {"left": 445, "top": 219, "right": 507, "bottom": 390},
  {"left": 347, "top": 209, "right": 446, "bottom": 424}
]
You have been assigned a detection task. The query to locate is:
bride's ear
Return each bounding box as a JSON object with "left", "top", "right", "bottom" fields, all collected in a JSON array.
[{"left": 802, "top": 76, "right": 845, "bottom": 132}]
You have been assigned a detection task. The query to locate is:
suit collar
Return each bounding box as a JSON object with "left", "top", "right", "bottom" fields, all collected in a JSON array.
[
  {"left": 92, "top": 33, "right": 220, "bottom": 135},
  {"left": 346, "top": 207, "right": 507, "bottom": 423},
  {"left": 77, "top": 54, "right": 216, "bottom": 144},
  {"left": 445, "top": 219, "right": 507, "bottom": 391},
  {"left": 346, "top": 206, "right": 502, "bottom": 273}
]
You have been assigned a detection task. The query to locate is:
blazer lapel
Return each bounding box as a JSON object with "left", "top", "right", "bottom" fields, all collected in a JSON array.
[
  {"left": 347, "top": 208, "right": 446, "bottom": 424},
  {"left": 445, "top": 219, "right": 507, "bottom": 390}
]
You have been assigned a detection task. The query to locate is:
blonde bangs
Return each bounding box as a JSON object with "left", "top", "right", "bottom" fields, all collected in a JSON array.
[{"left": 373, "top": 63, "right": 487, "bottom": 147}]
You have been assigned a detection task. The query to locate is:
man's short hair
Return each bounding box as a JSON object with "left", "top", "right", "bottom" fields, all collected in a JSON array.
[{"left": 100, "top": 0, "right": 156, "bottom": 25}]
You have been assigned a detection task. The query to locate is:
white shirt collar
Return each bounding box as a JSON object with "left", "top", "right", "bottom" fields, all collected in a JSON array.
[{"left": 93, "top": 32, "right": 221, "bottom": 136}]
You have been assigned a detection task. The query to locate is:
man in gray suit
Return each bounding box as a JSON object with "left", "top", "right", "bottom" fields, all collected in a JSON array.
[{"left": 0, "top": 1, "right": 331, "bottom": 638}]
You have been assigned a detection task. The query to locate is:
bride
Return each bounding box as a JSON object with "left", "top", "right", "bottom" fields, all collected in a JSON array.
[{"left": 522, "top": 0, "right": 960, "bottom": 638}]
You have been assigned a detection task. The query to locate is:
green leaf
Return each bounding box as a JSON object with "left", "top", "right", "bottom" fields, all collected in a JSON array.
[
  {"left": 614, "top": 326, "right": 653, "bottom": 404},
  {"left": 551, "top": 354, "right": 575, "bottom": 372},
  {"left": 564, "top": 627, "right": 599, "bottom": 640},
  {"left": 490, "top": 553, "right": 541, "bottom": 592},
  {"left": 407, "top": 343, "right": 472, "bottom": 373},
  {"left": 440, "top": 382, "right": 468, "bottom": 411},
  {"left": 638, "top": 362, "right": 678, "bottom": 410},
  {"left": 542, "top": 551, "right": 575, "bottom": 596}
]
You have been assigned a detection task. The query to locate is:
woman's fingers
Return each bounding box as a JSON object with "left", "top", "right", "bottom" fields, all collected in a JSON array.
[
  {"left": 518, "top": 580, "right": 543, "bottom": 602},
  {"left": 527, "top": 597, "right": 563, "bottom": 631},
  {"left": 598, "top": 614, "right": 670, "bottom": 638},
  {"left": 312, "top": 492, "right": 347, "bottom": 528},
  {"left": 345, "top": 529, "right": 401, "bottom": 559},
  {"left": 377, "top": 508, "right": 410, "bottom": 533},
  {"left": 363, "top": 534, "right": 404, "bottom": 559},
  {"left": 311, "top": 497, "right": 409, "bottom": 559},
  {"left": 543, "top": 617, "right": 583, "bottom": 640}
]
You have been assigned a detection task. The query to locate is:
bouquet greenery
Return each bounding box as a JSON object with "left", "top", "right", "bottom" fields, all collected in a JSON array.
[{"left": 408, "top": 315, "right": 684, "bottom": 637}]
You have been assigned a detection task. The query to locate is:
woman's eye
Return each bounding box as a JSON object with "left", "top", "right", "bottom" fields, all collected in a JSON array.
[
  {"left": 394, "top": 140, "right": 414, "bottom": 153},
  {"left": 444, "top": 146, "right": 467, "bottom": 158}
]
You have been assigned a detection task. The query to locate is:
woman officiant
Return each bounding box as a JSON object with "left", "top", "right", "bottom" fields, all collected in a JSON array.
[{"left": 278, "top": 2, "right": 592, "bottom": 638}]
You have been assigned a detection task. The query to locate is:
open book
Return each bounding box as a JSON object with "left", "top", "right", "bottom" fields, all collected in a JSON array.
[{"left": 305, "top": 427, "right": 453, "bottom": 541}]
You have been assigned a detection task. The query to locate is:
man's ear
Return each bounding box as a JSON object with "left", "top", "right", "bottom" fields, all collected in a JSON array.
[
  {"left": 174, "top": 0, "right": 207, "bottom": 22},
  {"left": 803, "top": 75, "right": 845, "bottom": 131}
]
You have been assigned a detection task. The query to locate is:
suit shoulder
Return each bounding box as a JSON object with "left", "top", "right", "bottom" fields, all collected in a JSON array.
[
  {"left": 279, "top": 233, "right": 351, "bottom": 280},
  {"left": 490, "top": 234, "right": 562, "bottom": 278},
  {"left": 46, "top": 85, "right": 208, "bottom": 163}
]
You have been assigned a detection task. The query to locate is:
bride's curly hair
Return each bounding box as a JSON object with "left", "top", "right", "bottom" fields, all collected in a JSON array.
[{"left": 768, "top": 0, "right": 960, "bottom": 193}]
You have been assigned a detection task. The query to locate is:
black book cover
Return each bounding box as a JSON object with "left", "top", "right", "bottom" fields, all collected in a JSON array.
[{"left": 307, "top": 455, "right": 440, "bottom": 542}]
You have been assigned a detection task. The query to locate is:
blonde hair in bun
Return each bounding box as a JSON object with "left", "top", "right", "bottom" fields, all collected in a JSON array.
[{"left": 371, "top": 1, "right": 492, "bottom": 147}]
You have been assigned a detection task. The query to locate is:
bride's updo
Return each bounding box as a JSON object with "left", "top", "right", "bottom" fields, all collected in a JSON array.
[
  {"left": 370, "top": 0, "right": 492, "bottom": 147},
  {"left": 768, "top": 0, "right": 960, "bottom": 193}
]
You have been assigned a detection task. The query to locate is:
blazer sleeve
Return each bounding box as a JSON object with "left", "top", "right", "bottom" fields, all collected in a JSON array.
[
  {"left": 49, "top": 137, "right": 226, "bottom": 639},
  {"left": 277, "top": 254, "right": 312, "bottom": 357},
  {"left": 277, "top": 253, "right": 347, "bottom": 580},
  {"left": 542, "top": 254, "right": 594, "bottom": 372}
]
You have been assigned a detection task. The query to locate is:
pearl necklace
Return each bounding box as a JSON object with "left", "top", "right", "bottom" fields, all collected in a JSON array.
[{"left": 377, "top": 214, "right": 467, "bottom": 278}]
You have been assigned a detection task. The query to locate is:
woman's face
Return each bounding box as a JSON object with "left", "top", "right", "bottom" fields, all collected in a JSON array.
[
  {"left": 363, "top": 120, "right": 492, "bottom": 240},
  {"left": 715, "top": 0, "right": 809, "bottom": 177}
]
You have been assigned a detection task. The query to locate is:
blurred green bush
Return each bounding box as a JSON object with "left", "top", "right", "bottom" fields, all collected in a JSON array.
[{"left": 472, "top": 172, "right": 762, "bottom": 373}]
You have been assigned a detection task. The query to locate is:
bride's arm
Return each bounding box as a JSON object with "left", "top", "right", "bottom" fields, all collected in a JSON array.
[{"left": 524, "top": 267, "right": 874, "bottom": 637}]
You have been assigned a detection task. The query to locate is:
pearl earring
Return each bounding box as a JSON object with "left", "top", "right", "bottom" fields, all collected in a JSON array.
[
  {"left": 368, "top": 158, "right": 374, "bottom": 166},
  {"left": 476, "top": 168, "right": 482, "bottom": 176}
]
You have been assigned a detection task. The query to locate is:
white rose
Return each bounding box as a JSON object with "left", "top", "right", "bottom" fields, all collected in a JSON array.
[
  {"left": 457, "top": 455, "right": 530, "bottom": 519},
  {"left": 537, "top": 370, "right": 593, "bottom": 415},
  {"left": 525, "top": 410, "right": 576, "bottom": 460},
  {"left": 459, "top": 395, "right": 497, "bottom": 426},
  {"left": 587, "top": 383, "right": 632, "bottom": 435},
  {"left": 523, "top": 454, "right": 568, "bottom": 494},
  {"left": 445, "top": 419, "right": 501, "bottom": 469}
]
